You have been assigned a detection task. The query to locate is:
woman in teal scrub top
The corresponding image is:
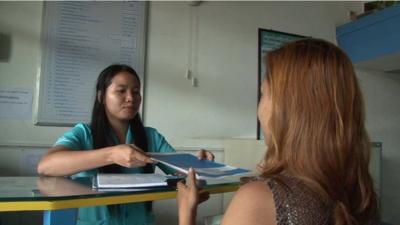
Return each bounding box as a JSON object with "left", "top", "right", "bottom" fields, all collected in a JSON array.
[{"left": 37, "top": 64, "right": 214, "bottom": 225}]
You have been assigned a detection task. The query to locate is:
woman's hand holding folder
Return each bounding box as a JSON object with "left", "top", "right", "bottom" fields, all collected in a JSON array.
[{"left": 177, "top": 168, "right": 210, "bottom": 225}]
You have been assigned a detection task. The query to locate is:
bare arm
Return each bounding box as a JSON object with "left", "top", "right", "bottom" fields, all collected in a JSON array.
[
  {"left": 37, "top": 176, "right": 97, "bottom": 196},
  {"left": 177, "top": 169, "right": 198, "bottom": 225},
  {"left": 37, "top": 146, "right": 114, "bottom": 176},
  {"left": 177, "top": 174, "right": 276, "bottom": 225},
  {"left": 37, "top": 144, "right": 153, "bottom": 176},
  {"left": 221, "top": 181, "right": 277, "bottom": 225},
  {"left": 177, "top": 169, "right": 210, "bottom": 225}
]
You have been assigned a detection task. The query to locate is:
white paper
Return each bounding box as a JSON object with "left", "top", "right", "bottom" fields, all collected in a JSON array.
[
  {"left": 36, "top": 2, "right": 146, "bottom": 125},
  {"left": 96, "top": 173, "right": 167, "bottom": 188},
  {"left": 0, "top": 87, "right": 32, "bottom": 120}
]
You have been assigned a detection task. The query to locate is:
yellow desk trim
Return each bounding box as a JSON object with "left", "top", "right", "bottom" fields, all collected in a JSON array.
[{"left": 0, "top": 184, "right": 238, "bottom": 211}]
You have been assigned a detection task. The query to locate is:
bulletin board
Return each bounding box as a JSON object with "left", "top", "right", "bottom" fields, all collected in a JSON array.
[
  {"left": 35, "top": 1, "right": 148, "bottom": 126},
  {"left": 257, "top": 29, "right": 305, "bottom": 140}
]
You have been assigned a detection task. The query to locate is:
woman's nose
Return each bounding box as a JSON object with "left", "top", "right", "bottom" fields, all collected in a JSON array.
[{"left": 125, "top": 92, "right": 133, "bottom": 102}]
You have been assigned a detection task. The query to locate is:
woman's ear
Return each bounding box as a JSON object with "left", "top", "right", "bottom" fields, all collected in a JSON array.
[{"left": 97, "top": 91, "right": 102, "bottom": 103}]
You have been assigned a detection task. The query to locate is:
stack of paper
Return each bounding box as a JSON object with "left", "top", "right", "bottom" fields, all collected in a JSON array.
[
  {"left": 94, "top": 173, "right": 167, "bottom": 189},
  {"left": 93, "top": 153, "right": 250, "bottom": 190}
]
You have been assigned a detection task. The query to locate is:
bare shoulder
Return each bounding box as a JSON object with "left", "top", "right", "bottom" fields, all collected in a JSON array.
[
  {"left": 239, "top": 180, "right": 273, "bottom": 196},
  {"left": 221, "top": 180, "right": 277, "bottom": 225}
]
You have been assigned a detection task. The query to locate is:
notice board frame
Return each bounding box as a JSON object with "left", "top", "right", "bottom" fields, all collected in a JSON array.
[
  {"left": 35, "top": 1, "right": 148, "bottom": 126},
  {"left": 257, "top": 29, "right": 305, "bottom": 140}
]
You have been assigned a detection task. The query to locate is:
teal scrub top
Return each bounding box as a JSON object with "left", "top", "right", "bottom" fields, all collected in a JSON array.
[{"left": 54, "top": 123, "right": 176, "bottom": 225}]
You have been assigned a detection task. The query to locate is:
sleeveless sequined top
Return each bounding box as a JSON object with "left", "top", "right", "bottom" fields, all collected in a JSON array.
[{"left": 265, "top": 176, "right": 333, "bottom": 225}]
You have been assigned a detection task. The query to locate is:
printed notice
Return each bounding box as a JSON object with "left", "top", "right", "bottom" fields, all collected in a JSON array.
[
  {"left": 36, "top": 2, "right": 146, "bottom": 125},
  {"left": 0, "top": 87, "right": 32, "bottom": 120}
]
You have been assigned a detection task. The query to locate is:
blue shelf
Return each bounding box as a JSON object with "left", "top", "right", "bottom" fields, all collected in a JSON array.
[{"left": 336, "top": 4, "right": 400, "bottom": 63}]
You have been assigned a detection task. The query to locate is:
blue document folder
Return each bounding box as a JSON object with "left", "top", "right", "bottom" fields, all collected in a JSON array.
[{"left": 150, "top": 153, "right": 250, "bottom": 179}]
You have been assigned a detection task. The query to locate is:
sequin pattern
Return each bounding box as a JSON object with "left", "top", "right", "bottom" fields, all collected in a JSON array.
[{"left": 266, "top": 176, "right": 332, "bottom": 225}]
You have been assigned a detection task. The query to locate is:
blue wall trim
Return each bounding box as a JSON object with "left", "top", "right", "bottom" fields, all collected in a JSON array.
[{"left": 336, "top": 4, "right": 400, "bottom": 63}]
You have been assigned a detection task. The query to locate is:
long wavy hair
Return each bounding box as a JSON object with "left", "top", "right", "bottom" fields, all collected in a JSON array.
[
  {"left": 260, "top": 38, "right": 378, "bottom": 224},
  {"left": 91, "top": 64, "right": 153, "bottom": 174}
]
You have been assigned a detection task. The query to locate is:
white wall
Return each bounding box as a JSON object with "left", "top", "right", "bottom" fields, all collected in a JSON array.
[
  {"left": 0, "top": 1, "right": 364, "bottom": 161},
  {"left": 0, "top": 2, "right": 69, "bottom": 147},
  {"left": 2, "top": 1, "right": 400, "bottom": 224},
  {"left": 357, "top": 68, "right": 400, "bottom": 223},
  {"left": 145, "top": 1, "right": 363, "bottom": 143}
]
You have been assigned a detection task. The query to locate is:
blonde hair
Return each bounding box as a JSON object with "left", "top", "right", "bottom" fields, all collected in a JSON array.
[{"left": 261, "top": 38, "right": 378, "bottom": 224}]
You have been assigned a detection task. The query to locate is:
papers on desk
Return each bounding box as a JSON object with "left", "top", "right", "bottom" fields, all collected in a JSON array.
[
  {"left": 150, "top": 153, "right": 251, "bottom": 179},
  {"left": 93, "top": 153, "right": 250, "bottom": 190},
  {"left": 94, "top": 173, "right": 167, "bottom": 189}
]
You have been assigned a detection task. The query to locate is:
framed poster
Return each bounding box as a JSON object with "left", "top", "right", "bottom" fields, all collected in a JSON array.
[
  {"left": 257, "top": 29, "right": 305, "bottom": 140},
  {"left": 35, "top": 1, "right": 148, "bottom": 126}
]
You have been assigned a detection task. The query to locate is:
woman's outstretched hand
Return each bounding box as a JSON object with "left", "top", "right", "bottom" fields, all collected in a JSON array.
[
  {"left": 109, "top": 144, "right": 154, "bottom": 168},
  {"left": 177, "top": 168, "right": 210, "bottom": 225},
  {"left": 197, "top": 149, "right": 215, "bottom": 161}
]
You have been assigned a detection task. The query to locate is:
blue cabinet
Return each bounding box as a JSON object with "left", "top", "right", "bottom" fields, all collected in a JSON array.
[{"left": 336, "top": 5, "right": 400, "bottom": 72}]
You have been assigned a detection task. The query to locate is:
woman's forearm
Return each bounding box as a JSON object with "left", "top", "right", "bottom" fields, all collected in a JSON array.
[
  {"left": 178, "top": 208, "right": 196, "bottom": 225},
  {"left": 37, "top": 146, "right": 113, "bottom": 176}
]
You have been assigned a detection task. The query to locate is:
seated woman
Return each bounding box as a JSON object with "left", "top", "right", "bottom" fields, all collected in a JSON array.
[
  {"left": 177, "top": 38, "right": 379, "bottom": 225},
  {"left": 37, "top": 64, "right": 214, "bottom": 225}
]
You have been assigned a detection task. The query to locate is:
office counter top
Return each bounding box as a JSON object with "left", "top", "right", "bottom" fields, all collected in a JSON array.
[{"left": 0, "top": 176, "right": 240, "bottom": 211}]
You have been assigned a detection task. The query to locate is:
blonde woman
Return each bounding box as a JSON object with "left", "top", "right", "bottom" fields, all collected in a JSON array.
[{"left": 177, "top": 39, "right": 379, "bottom": 225}]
